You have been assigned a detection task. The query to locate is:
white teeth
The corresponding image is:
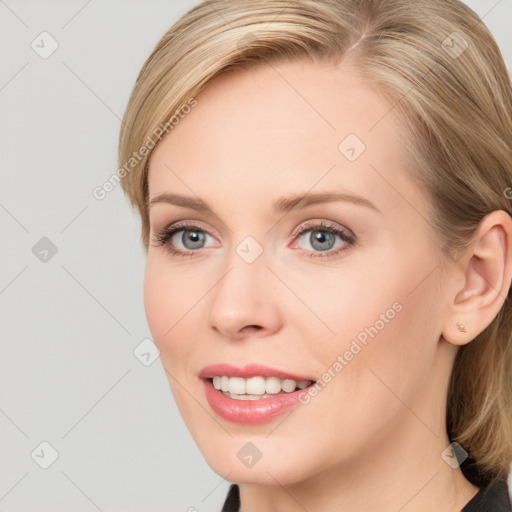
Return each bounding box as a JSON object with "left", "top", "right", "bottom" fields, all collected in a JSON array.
[
  {"left": 210, "top": 375, "right": 314, "bottom": 396},
  {"left": 265, "top": 376, "right": 282, "bottom": 394},
  {"left": 245, "top": 376, "right": 266, "bottom": 394},
  {"left": 281, "top": 379, "right": 297, "bottom": 393},
  {"left": 229, "top": 377, "right": 246, "bottom": 395}
]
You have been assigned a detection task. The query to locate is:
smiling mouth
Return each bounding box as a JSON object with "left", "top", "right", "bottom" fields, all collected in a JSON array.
[{"left": 208, "top": 375, "right": 315, "bottom": 400}]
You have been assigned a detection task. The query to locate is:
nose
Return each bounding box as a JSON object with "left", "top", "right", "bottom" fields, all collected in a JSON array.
[{"left": 207, "top": 249, "right": 283, "bottom": 340}]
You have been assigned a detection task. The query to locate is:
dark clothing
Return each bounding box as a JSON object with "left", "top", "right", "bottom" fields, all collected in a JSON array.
[
  {"left": 462, "top": 479, "right": 511, "bottom": 511},
  {"left": 221, "top": 484, "right": 240, "bottom": 512},
  {"left": 221, "top": 478, "right": 511, "bottom": 511}
]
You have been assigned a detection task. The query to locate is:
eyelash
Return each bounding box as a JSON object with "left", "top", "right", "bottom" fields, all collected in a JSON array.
[{"left": 151, "top": 220, "right": 356, "bottom": 259}]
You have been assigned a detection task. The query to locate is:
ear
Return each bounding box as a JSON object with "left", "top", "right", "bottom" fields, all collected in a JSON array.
[{"left": 442, "top": 210, "right": 512, "bottom": 346}]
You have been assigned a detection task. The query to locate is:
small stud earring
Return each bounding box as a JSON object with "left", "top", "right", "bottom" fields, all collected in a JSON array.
[{"left": 457, "top": 321, "right": 467, "bottom": 333}]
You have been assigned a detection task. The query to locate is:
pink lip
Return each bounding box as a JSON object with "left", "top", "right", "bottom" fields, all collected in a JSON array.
[
  {"left": 199, "top": 363, "right": 317, "bottom": 424},
  {"left": 199, "top": 363, "right": 316, "bottom": 382}
]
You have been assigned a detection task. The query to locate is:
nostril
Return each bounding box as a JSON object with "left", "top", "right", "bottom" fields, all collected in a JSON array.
[{"left": 244, "top": 325, "right": 262, "bottom": 332}]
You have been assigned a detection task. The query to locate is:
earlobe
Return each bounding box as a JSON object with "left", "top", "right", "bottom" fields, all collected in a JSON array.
[
  {"left": 456, "top": 321, "right": 467, "bottom": 333},
  {"left": 442, "top": 319, "right": 471, "bottom": 346},
  {"left": 441, "top": 210, "right": 512, "bottom": 347}
]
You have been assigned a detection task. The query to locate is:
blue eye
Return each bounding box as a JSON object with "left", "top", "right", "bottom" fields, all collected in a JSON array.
[
  {"left": 151, "top": 220, "right": 355, "bottom": 259},
  {"left": 175, "top": 229, "right": 207, "bottom": 250},
  {"left": 152, "top": 221, "right": 214, "bottom": 256},
  {"left": 292, "top": 221, "right": 355, "bottom": 259}
]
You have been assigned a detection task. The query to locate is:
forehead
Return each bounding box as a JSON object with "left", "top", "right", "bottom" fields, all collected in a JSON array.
[{"left": 147, "top": 58, "right": 420, "bottom": 217}]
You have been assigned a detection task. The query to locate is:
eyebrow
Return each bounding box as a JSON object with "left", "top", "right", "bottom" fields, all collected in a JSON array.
[{"left": 147, "top": 191, "right": 381, "bottom": 215}]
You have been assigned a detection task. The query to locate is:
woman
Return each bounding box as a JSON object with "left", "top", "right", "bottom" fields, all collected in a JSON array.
[{"left": 118, "top": 0, "right": 512, "bottom": 510}]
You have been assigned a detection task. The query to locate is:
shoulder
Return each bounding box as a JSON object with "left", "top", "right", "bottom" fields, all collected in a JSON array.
[
  {"left": 221, "top": 480, "right": 512, "bottom": 511},
  {"left": 221, "top": 484, "right": 240, "bottom": 512},
  {"left": 462, "top": 479, "right": 511, "bottom": 512}
]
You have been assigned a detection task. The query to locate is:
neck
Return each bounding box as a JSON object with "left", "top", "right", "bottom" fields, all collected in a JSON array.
[{"left": 239, "top": 423, "right": 479, "bottom": 512}]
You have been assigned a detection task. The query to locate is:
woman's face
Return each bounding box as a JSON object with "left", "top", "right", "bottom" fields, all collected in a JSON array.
[{"left": 145, "top": 59, "right": 457, "bottom": 485}]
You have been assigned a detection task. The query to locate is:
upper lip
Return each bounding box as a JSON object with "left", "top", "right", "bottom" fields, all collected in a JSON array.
[{"left": 199, "top": 363, "right": 317, "bottom": 382}]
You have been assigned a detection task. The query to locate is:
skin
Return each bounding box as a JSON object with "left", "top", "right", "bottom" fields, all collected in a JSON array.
[{"left": 144, "top": 58, "right": 512, "bottom": 511}]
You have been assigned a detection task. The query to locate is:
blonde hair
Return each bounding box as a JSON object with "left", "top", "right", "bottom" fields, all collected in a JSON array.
[{"left": 118, "top": 0, "right": 512, "bottom": 487}]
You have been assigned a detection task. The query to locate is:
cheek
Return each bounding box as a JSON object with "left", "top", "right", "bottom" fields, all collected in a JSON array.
[
  {"left": 143, "top": 258, "right": 196, "bottom": 361},
  {"left": 276, "top": 267, "right": 441, "bottom": 471},
  {"left": 303, "top": 254, "right": 441, "bottom": 410},
  {"left": 143, "top": 258, "right": 202, "bottom": 414},
  {"left": 143, "top": 261, "right": 172, "bottom": 342}
]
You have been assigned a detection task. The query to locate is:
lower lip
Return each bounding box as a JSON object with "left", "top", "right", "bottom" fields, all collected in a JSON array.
[{"left": 202, "top": 379, "right": 310, "bottom": 424}]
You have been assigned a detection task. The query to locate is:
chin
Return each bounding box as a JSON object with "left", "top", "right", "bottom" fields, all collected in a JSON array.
[
  {"left": 189, "top": 428, "right": 320, "bottom": 486},
  {"left": 207, "top": 454, "right": 311, "bottom": 486}
]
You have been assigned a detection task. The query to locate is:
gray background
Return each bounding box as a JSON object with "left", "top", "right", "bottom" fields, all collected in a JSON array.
[{"left": 1, "top": 1, "right": 511, "bottom": 511}]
